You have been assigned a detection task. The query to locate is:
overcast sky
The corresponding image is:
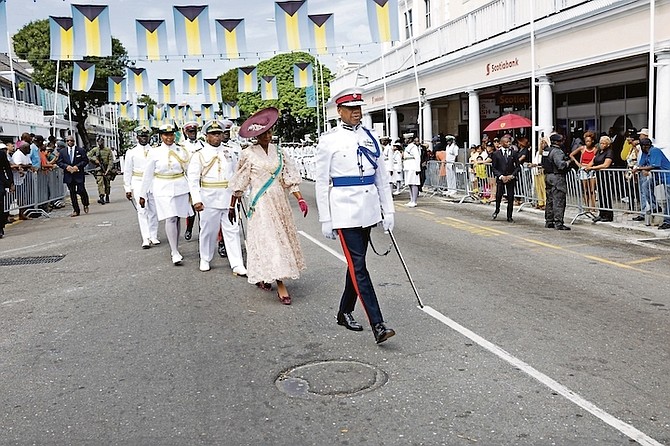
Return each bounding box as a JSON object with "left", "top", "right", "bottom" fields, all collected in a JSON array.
[{"left": 6, "top": 0, "right": 380, "bottom": 105}]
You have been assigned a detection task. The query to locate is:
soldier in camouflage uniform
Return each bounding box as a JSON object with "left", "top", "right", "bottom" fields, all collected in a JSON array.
[{"left": 89, "top": 137, "right": 114, "bottom": 205}]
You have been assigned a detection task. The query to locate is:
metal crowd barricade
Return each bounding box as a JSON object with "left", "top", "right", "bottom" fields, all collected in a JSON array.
[{"left": 3, "top": 169, "right": 67, "bottom": 217}]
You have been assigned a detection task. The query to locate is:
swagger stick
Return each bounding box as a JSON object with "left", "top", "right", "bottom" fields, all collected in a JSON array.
[
  {"left": 388, "top": 229, "right": 424, "bottom": 308},
  {"left": 237, "top": 200, "right": 247, "bottom": 242}
]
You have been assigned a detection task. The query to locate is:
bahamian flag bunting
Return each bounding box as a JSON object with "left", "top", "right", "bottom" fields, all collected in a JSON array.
[
  {"left": 367, "top": 0, "right": 399, "bottom": 42},
  {"left": 223, "top": 102, "right": 240, "bottom": 120},
  {"left": 0, "top": 0, "right": 7, "bottom": 53},
  {"left": 215, "top": 19, "right": 246, "bottom": 59},
  {"left": 118, "top": 102, "right": 131, "bottom": 119},
  {"left": 167, "top": 104, "right": 179, "bottom": 120},
  {"left": 108, "top": 76, "right": 126, "bottom": 103},
  {"left": 72, "top": 4, "right": 112, "bottom": 57},
  {"left": 183, "top": 70, "right": 203, "bottom": 95},
  {"left": 308, "top": 14, "right": 335, "bottom": 55},
  {"left": 154, "top": 104, "right": 164, "bottom": 122},
  {"left": 261, "top": 76, "right": 278, "bottom": 101},
  {"left": 237, "top": 67, "right": 257, "bottom": 93},
  {"left": 137, "top": 104, "right": 149, "bottom": 123},
  {"left": 203, "top": 78, "right": 222, "bottom": 103},
  {"left": 173, "top": 5, "right": 211, "bottom": 56},
  {"left": 136, "top": 20, "right": 168, "bottom": 61},
  {"left": 275, "top": 1, "right": 309, "bottom": 52},
  {"left": 157, "top": 79, "right": 176, "bottom": 104},
  {"left": 127, "top": 67, "right": 149, "bottom": 95},
  {"left": 49, "top": 16, "right": 76, "bottom": 60},
  {"left": 293, "top": 63, "right": 313, "bottom": 88},
  {"left": 184, "top": 105, "right": 196, "bottom": 122},
  {"left": 72, "top": 62, "right": 95, "bottom": 92},
  {"left": 201, "top": 104, "right": 214, "bottom": 121}
]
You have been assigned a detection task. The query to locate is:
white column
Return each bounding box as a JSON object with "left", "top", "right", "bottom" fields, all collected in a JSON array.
[
  {"left": 654, "top": 49, "right": 670, "bottom": 150},
  {"left": 468, "top": 89, "right": 480, "bottom": 146},
  {"left": 363, "top": 113, "right": 373, "bottom": 130},
  {"left": 422, "top": 100, "right": 432, "bottom": 142},
  {"left": 389, "top": 107, "right": 399, "bottom": 142},
  {"left": 537, "top": 75, "right": 554, "bottom": 137}
]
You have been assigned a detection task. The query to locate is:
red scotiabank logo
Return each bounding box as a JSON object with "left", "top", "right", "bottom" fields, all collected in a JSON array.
[{"left": 486, "top": 58, "right": 520, "bottom": 76}]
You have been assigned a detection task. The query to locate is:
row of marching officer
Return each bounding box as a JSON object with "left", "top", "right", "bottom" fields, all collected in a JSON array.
[{"left": 123, "top": 120, "right": 248, "bottom": 277}]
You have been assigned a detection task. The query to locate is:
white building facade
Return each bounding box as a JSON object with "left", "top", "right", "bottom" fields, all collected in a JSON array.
[{"left": 328, "top": 0, "right": 670, "bottom": 150}]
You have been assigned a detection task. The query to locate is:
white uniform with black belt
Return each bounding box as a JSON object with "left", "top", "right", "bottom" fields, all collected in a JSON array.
[{"left": 123, "top": 142, "right": 159, "bottom": 243}]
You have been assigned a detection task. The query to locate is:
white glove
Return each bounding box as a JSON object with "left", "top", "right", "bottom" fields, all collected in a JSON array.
[
  {"left": 321, "top": 221, "right": 337, "bottom": 240},
  {"left": 382, "top": 213, "right": 395, "bottom": 233}
]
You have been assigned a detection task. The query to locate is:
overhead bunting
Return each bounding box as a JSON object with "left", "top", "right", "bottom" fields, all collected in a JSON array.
[
  {"left": 72, "top": 62, "right": 95, "bottom": 92},
  {"left": 215, "top": 19, "right": 246, "bottom": 59},
  {"left": 0, "top": 1, "right": 7, "bottom": 53},
  {"left": 275, "top": 1, "right": 309, "bottom": 52},
  {"left": 183, "top": 69, "right": 203, "bottom": 95},
  {"left": 167, "top": 103, "right": 179, "bottom": 120},
  {"left": 223, "top": 102, "right": 240, "bottom": 120},
  {"left": 127, "top": 67, "right": 149, "bottom": 95},
  {"left": 293, "top": 62, "right": 313, "bottom": 88},
  {"left": 237, "top": 67, "right": 257, "bottom": 93},
  {"left": 118, "top": 101, "right": 131, "bottom": 119},
  {"left": 72, "top": 4, "right": 112, "bottom": 57},
  {"left": 261, "top": 76, "right": 278, "bottom": 101},
  {"left": 173, "top": 5, "right": 211, "bottom": 56},
  {"left": 308, "top": 13, "right": 335, "bottom": 55},
  {"left": 201, "top": 104, "right": 215, "bottom": 121},
  {"left": 137, "top": 103, "right": 149, "bottom": 123},
  {"left": 184, "top": 105, "right": 196, "bottom": 122},
  {"left": 366, "top": 0, "right": 400, "bottom": 42},
  {"left": 49, "top": 16, "right": 76, "bottom": 60},
  {"left": 108, "top": 76, "right": 126, "bottom": 103},
  {"left": 157, "top": 79, "right": 176, "bottom": 104},
  {"left": 203, "top": 78, "right": 222, "bottom": 103},
  {"left": 154, "top": 104, "right": 165, "bottom": 122},
  {"left": 136, "top": 20, "right": 168, "bottom": 61}
]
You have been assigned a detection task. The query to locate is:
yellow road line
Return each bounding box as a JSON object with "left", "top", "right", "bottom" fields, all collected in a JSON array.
[
  {"left": 523, "top": 239, "right": 565, "bottom": 250},
  {"left": 417, "top": 209, "right": 435, "bottom": 215},
  {"left": 583, "top": 255, "right": 645, "bottom": 272},
  {"left": 628, "top": 257, "right": 662, "bottom": 265}
]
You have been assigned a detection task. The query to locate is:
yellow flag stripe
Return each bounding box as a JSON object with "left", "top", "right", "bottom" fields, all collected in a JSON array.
[
  {"left": 314, "top": 25, "right": 327, "bottom": 54},
  {"left": 224, "top": 29, "right": 238, "bottom": 58},
  {"left": 60, "top": 28, "right": 74, "bottom": 60},
  {"left": 300, "top": 70, "right": 308, "bottom": 87},
  {"left": 376, "top": 3, "right": 391, "bottom": 42},
  {"left": 79, "top": 69, "right": 88, "bottom": 91},
  {"left": 189, "top": 76, "right": 197, "bottom": 94},
  {"left": 285, "top": 12, "right": 300, "bottom": 50},
  {"left": 185, "top": 18, "right": 201, "bottom": 55},
  {"left": 163, "top": 85, "right": 171, "bottom": 102},
  {"left": 244, "top": 74, "right": 252, "bottom": 92},
  {"left": 134, "top": 74, "right": 143, "bottom": 94},
  {"left": 113, "top": 82, "right": 121, "bottom": 102},
  {"left": 84, "top": 17, "right": 102, "bottom": 56},
  {"left": 146, "top": 30, "right": 160, "bottom": 60}
]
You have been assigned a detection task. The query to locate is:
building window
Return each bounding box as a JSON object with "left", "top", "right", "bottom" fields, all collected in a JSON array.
[
  {"left": 425, "top": 0, "right": 431, "bottom": 28},
  {"left": 404, "top": 9, "right": 413, "bottom": 39}
]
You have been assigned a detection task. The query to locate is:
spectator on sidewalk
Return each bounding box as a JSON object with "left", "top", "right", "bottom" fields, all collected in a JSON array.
[
  {"left": 443, "top": 135, "right": 459, "bottom": 197},
  {"left": 585, "top": 136, "right": 615, "bottom": 223},
  {"left": 11, "top": 141, "right": 34, "bottom": 220},
  {"left": 632, "top": 138, "right": 670, "bottom": 230},
  {"left": 530, "top": 136, "right": 549, "bottom": 209},
  {"left": 0, "top": 143, "right": 15, "bottom": 238},
  {"left": 570, "top": 131, "right": 598, "bottom": 211}
]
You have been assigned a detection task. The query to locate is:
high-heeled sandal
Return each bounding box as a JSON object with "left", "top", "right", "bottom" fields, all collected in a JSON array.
[
  {"left": 255, "top": 282, "right": 272, "bottom": 291},
  {"left": 277, "top": 292, "right": 291, "bottom": 305}
]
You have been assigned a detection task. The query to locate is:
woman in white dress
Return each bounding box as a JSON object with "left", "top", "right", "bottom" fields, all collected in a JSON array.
[
  {"left": 228, "top": 108, "right": 307, "bottom": 305},
  {"left": 139, "top": 123, "right": 193, "bottom": 265},
  {"left": 403, "top": 138, "right": 421, "bottom": 207}
]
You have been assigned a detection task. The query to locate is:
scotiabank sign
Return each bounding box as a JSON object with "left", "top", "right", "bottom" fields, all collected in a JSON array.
[{"left": 486, "top": 58, "right": 520, "bottom": 76}]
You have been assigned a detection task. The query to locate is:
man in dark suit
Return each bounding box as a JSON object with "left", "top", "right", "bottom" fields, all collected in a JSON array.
[
  {"left": 491, "top": 135, "right": 521, "bottom": 222},
  {"left": 0, "top": 143, "right": 15, "bottom": 238},
  {"left": 56, "top": 136, "right": 90, "bottom": 217}
]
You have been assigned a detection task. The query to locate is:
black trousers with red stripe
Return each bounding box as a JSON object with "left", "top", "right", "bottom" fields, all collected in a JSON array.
[{"left": 338, "top": 227, "right": 384, "bottom": 326}]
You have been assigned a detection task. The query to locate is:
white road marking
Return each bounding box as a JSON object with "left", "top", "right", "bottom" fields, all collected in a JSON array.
[{"left": 301, "top": 230, "right": 663, "bottom": 446}]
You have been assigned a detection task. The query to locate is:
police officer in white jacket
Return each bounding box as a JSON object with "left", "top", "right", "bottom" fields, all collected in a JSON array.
[
  {"left": 123, "top": 125, "right": 160, "bottom": 248},
  {"left": 187, "top": 120, "right": 247, "bottom": 275},
  {"left": 315, "top": 88, "right": 396, "bottom": 344},
  {"left": 182, "top": 121, "right": 204, "bottom": 241}
]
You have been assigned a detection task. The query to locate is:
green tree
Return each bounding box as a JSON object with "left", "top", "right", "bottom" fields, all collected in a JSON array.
[
  {"left": 218, "top": 52, "right": 332, "bottom": 141},
  {"left": 13, "top": 19, "right": 129, "bottom": 148}
]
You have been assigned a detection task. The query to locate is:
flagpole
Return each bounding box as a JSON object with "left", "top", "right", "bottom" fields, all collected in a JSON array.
[
  {"left": 530, "top": 0, "right": 536, "bottom": 149},
  {"left": 314, "top": 57, "right": 322, "bottom": 136},
  {"left": 381, "top": 48, "right": 390, "bottom": 138},
  {"left": 66, "top": 82, "right": 73, "bottom": 135},
  {"left": 648, "top": 0, "right": 655, "bottom": 139},
  {"left": 53, "top": 59, "right": 61, "bottom": 136},
  {"left": 7, "top": 30, "right": 19, "bottom": 132},
  {"left": 319, "top": 58, "right": 326, "bottom": 131},
  {"left": 404, "top": 2, "right": 423, "bottom": 142}
]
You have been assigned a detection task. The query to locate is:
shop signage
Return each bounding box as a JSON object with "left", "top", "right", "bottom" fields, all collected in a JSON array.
[
  {"left": 370, "top": 95, "right": 385, "bottom": 105},
  {"left": 486, "top": 58, "right": 520, "bottom": 76},
  {"left": 461, "top": 98, "right": 499, "bottom": 121},
  {"left": 496, "top": 94, "right": 530, "bottom": 106}
]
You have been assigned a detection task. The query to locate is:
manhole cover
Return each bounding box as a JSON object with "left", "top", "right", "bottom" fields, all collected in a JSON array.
[
  {"left": 0, "top": 255, "right": 66, "bottom": 266},
  {"left": 275, "top": 360, "right": 388, "bottom": 398}
]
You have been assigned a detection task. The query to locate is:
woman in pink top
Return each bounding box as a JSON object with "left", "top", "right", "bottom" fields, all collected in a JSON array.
[{"left": 570, "top": 131, "right": 597, "bottom": 210}]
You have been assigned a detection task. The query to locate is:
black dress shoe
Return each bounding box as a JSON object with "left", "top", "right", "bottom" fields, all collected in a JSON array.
[
  {"left": 218, "top": 241, "right": 227, "bottom": 258},
  {"left": 507, "top": 217, "right": 514, "bottom": 223},
  {"left": 545, "top": 222, "right": 555, "bottom": 228},
  {"left": 631, "top": 215, "right": 645, "bottom": 221},
  {"left": 184, "top": 229, "right": 192, "bottom": 241},
  {"left": 492, "top": 211, "right": 499, "bottom": 220},
  {"left": 373, "top": 322, "right": 395, "bottom": 344},
  {"left": 658, "top": 223, "right": 670, "bottom": 230},
  {"left": 592, "top": 216, "right": 603, "bottom": 223},
  {"left": 555, "top": 224, "right": 571, "bottom": 230},
  {"left": 337, "top": 312, "right": 363, "bottom": 331}
]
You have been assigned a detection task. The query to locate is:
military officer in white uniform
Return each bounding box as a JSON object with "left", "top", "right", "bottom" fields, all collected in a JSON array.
[
  {"left": 182, "top": 120, "right": 203, "bottom": 241},
  {"left": 123, "top": 125, "right": 160, "bottom": 248},
  {"left": 215, "top": 119, "right": 242, "bottom": 257},
  {"left": 315, "top": 88, "right": 396, "bottom": 344},
  {"left": 187, "top": 120, "right": 247, "bottom": 275},
  {"left": 139, "top": 122, "right": 193, "bottom": 266}
]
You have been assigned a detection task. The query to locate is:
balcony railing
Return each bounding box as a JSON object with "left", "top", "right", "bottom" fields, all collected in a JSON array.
[{"left": 0, "top": 96, "right": 45, "bottom": 127}]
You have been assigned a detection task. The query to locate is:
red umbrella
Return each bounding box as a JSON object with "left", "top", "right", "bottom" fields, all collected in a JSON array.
[{"left": 484, "top": 113, "right": 533, "bottom": 132}]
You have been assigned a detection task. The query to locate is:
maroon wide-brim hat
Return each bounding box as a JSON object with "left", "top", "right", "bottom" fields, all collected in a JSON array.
[{"left": 238, "top": 107, "right": 279, "bottom": 138}]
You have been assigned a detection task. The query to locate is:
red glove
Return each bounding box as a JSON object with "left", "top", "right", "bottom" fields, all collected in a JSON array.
[{"left": 298, "top": 199, "right": 308, "bottom": 217}]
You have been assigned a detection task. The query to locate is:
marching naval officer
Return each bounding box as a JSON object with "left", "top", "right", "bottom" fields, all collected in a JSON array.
[
  {"left": 187, "top": 120, "right": 247, "bottom": 275},
  {"left": 314, "top": 88, "right": 396, "bottom": 344},
  {"left": 183, "top": 120, "right": 204, "bottom": 241},
  {"left": 123, "top": 125, "right": 160, "bottom": 248}
]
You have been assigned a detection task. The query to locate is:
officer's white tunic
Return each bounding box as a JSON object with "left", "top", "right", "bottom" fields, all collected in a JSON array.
[
  {"left": 315, "top": 124, "right": 395, "bottom": 229},
  {"left": 187, "top": 142, "right": 244, "bottom": 269},
  {"left": 140, "top": 143, "right": 193, "bottom": 221},
  {"left": 123, "top": 142, "right": 158, "bottom": 241},
  {"left": 403, "top": 143, "right": 421, "bottom": 186}
]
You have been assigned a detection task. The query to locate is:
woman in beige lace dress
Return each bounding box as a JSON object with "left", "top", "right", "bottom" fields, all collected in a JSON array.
[{"left": 228, "top": 107, "right": 307, "bottom": 305}]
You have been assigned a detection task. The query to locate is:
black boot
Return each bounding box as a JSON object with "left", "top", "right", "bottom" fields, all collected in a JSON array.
[
  {"left": 97, "top": 195, "right": 105, "bottom": 205},
  {"left": 337, "top": 312, "right": 363, "bottom": 331},
  {"left": 372, "top": 323, "right": 395, "bottom": 344},
  {"left": 105, "top": 194, "right": 110, "bottom": 203}
]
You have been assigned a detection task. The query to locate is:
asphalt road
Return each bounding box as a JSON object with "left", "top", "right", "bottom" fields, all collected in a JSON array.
[{"left": 1, "top": 176, "right": 669, "bottom": 446}]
